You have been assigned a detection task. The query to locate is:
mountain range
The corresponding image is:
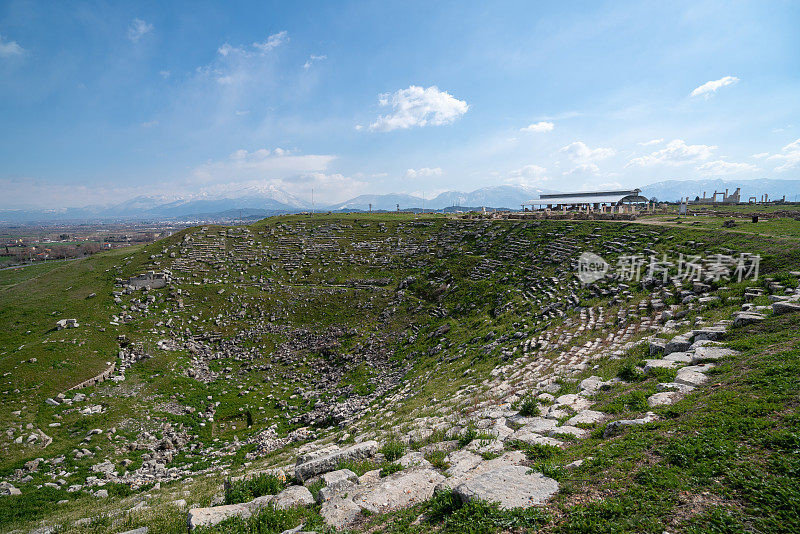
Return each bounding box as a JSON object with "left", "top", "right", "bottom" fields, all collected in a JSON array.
[{"left": 2, "top": 179, "right": 799, "bottom": 223}]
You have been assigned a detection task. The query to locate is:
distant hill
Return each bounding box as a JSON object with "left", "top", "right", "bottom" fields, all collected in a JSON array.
[
  {"left": 331, "top": 186, "right": 556, "bottom": 212},
  {"left": 640, "top": 179, "right": 800, "bottom": 203},
  {"left": 4, "top": 180, "right": 800, "bottom": 224}
]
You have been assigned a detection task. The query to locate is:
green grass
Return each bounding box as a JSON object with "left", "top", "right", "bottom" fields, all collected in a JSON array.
[
  {"left": 2, "top": 213, "right": 800, "bottom": 532},
  {"left": 224, "top": 473, "right": 286, "bottom": 505}
]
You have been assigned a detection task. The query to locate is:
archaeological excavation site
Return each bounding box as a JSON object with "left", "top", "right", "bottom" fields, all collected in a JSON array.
[{"left": 2, "top": 213, "right": 800, "bottom": 533}]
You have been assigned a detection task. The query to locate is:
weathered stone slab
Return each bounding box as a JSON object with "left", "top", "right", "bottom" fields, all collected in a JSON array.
[
  {"left": 675, "top": 368, "right": 708, "bottom": 387},
  {"left": 664, "top": 335, "right": 692, "bottom": 355},
  {"left": 643, "top": 359, "right": 678, "bottom": 372},
  {"left": 554, "top": 394, "right": 592, "bottom": 411},
  {"left": 188, "top": 503, "right": 251, "bottom": 530},
  {"left": 507, "top": 429, "right": 563, "bottom": 447},
  {"left": 320, "top": 496, "right": 362, "bottom": 530},
  {"left": 663, "top": 352, "right": 693, "bottom": 363},
  {"left": 295, "top": 441, "right": 377, "bottom": 482},
  {"left": 547, "top": 425, "right": 588, "bottom": 439},
  {"left": 733, "top": 312, "right": 765, "bottom": 327},
  {"left": 656, "top": 382, "right": 695, "bottom": 394},
  {"left": 565, "top": 410, "right": 605, "bottom": 426},
  {"left": 692, "top": 346, "right": 738, "bottom": 363},
  {"left": 351, "top": 468, "right": 445, "bottom": 514},
  {"left": 453, "top": 465, "right": 558, "bottom": 509},
  {"left": 603, "top": 412, "right": 659, "bottom": 437},
  {"left": 273, "top": 486, "right": 315, "bottom": 509},
  {"left": 508, "top": 417, "right": 558, "bottom": 433},
  {"left": 773, "top": 301, "right": 800, "bottom": 315},
  {"left": 397, "top": 452, "right": 432, "bottom": 469},
  {"left": 647, "top": 392, "right": 681, "bottom": 407},
  {"left": 649, "top": 340, "right": 666, "bottom": 356},
  {"left": 445, "top": 450, "right": 483, "bottom": 477}
]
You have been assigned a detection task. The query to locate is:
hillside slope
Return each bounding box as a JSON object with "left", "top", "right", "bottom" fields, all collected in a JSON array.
[{"left": 1, "top": 214, "right": 799, "bottom": 533}]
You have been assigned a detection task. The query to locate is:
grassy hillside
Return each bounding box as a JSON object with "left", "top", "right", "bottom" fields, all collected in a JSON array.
[{"left": 1, "top": 213, "right": 799, "bottom": 533}]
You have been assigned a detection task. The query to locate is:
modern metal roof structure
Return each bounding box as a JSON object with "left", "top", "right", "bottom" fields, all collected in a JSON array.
[{"left": 524, "top": 189, "right": 649, "bottom": 207}]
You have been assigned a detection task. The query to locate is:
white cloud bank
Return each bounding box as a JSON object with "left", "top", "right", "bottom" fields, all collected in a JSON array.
[
  {"left": 560, "top": 141, "right": 615, "bottom": 162},
  {"left": 405, "top": 167, "right": 442, "bottom": 178},
  {"left": 691, "top": 76, "right": 739, "bottom": 98},
  {"left": 627, "top": 139, "right": 716, "bottom": 167},
  {"left": 767, "top": 138, "right": 800, "bottom": 172},
  {"left": 128, "top": 19, "right": 153, "bottom": 43},
  {"left": 697, "top": 160, "right": 757, "bottom": 175},
  {"left": 506, "top": 164, "right": 548, "bottom": 186},
  {"left": 521, "top": 121, "right": 554, "bottom": 133},
  {"left": 189, "top": 147, "right": 363, "bottom": 203},
  {"left": 369, "top": 85, "right": 468, "bottom": 132}
]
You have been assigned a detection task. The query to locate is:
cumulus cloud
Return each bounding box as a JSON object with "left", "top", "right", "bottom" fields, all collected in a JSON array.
[
  {"left": 520, "top": 121, "right": 554, "bottom": 133},
  {"left": 767, "top": 138, "right": 800, "bottom": 172},
  {"left": 0, "top": 34, "right": 24, "bottom": 57},
  {"left": 506, "top": 164, "right": 548, "bottom": 186},
  {"left": 369, "top": 85, "right": 468, "bottom": 132},
  {"left": 560, "top": 141, "right": 615, "bottom": 163},
  {"left": 128, "top": 18, "right": 153, "bottom": 43},
  {"left": 626, "top": 139, "right": 716, "bottom": 167},
  {"left": 405, "top": 167, "right": 443, "bottom": 178},
  {"left": 691, "top": 76, "right": 739, "bottom": 98},
  {"left": 697, "top": 160, "right": 758, "bottom": 175},
  {"left": 303, "top": 54, "right": 327, "bottom": 70}
]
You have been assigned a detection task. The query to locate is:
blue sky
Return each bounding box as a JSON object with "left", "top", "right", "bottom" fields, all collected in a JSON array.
[{"left": 1, "top": 0, "right": 799, "bottom": 208}]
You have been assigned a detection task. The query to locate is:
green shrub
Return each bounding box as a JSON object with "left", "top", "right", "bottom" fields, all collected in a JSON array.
[
  {"left": 458, "top": 425, "right": 478, "bottom": 448},
  {"left": 507, "top": 440, "right": 562, "bottom": 461},
  {"left": 380, "top": 438, "right": 407, "bottom": 461},
  {"left": 519, "top": 396, "right": 540, "bottom": 417},
  {"left": 425, "top": 449, "right": 451, "bottom": 471},
  {"left": 617, "top": 362, "right": 642, "bottom": 381},
  {"left": 224, "top": 473, "right": 285, "bottom": 505},
  {"left": 379, "top": 462, "right": 404, "bottom": 477}
]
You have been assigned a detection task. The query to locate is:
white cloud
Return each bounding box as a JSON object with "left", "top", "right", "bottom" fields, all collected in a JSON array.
[
  {"left": 193, "top": 148, "right": 336, "bottom": 185},
  {"left": 303, "top": 54, "right": 327, "bottom": 70},
  {"left": 564, "top": 163, "right": 601, "bottom": 175},
  {"left": 369, "top": 85, "right": 468, "bottom": 132},
  {"left": 520, "top": 121, "right": 554, "bottom": 133},
  {"left": 0, "top": 34, "right": 24, "bottom": 57},
  {"left": 751, "top": 152, "right": 769, "bottom": 159},
  {"left": 690, "top": 76, "right": 739, "bottom": 98},
  {"left": 128, "top": 18, "right": 153, "bottom": 43},
  {"left": 626, "top": 139, "right": 716, "bottom": 167},
  {"left": 253, "top": 31, "right": 288, "bottom": 53},
  {"left": 141, "top": 120, "right": 159, "bottom": 128},
  {"left": 159, "top": 70, "right": 170, "bottom": 78},
  {"left": 697, "top": 160, "right": 758, "bottom": 175},
  {"left": 506, "top": 164, "right": 548, "bottom": 186},
  {"left": 218, "top": 31, "right": 288, "bottom": 57},
  {"left": 560, "top": 141, "right": 615, "bottom": 163},
  {"left": 405, "top": 167, "right": 443, "bottom": 178},
  {"left": 767, "top": 138, "right": 800, "bottom": 172},
  {"left": 638, "top": 138, "right": 663, "bottom": 146}
]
